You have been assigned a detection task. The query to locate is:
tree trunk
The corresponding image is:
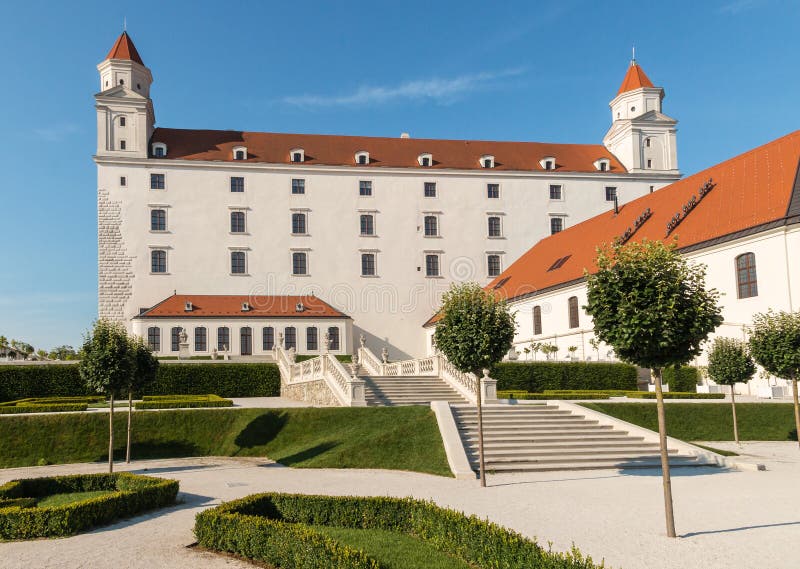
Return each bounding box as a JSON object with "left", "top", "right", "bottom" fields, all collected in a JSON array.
[
  {"left": 126, "top": 389, "right": 133, "bottom": 464},
  {"left": 653, "top": 368, "right": 676, "bottom": 537},
  {"left": 108, "top": 393, "right": 115, "bottom": 474},
  {"left": 476, "top": 372, "right": 486, "bottom": 488},
  {"left": 793, "top": 378, "right": 800, "bottom": 449},
  {"left": 730, "top": 386, "right": 740, "bottom": 446}
]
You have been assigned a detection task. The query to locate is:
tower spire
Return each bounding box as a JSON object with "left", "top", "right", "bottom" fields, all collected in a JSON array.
[{"left": 631, "top": 45, "right": 636, "bottom": 65}]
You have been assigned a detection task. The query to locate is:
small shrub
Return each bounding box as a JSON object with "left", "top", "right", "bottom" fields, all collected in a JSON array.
[
  {"left": 0, "top": 472, "right": 178, "bottom": 540},
  {"left": 135, "top": 394, "right": 233, "bottom": 410},
  {"left": 492, "top": 361, "right": 637, "bottom": 392},
  {"left": 662, "top": 365, "right": 700, "bottom": 392}
]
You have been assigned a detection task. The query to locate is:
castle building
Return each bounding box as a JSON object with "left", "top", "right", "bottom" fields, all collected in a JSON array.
[{"left": 95, "top": 32, "right": 680, "bottom": 358}]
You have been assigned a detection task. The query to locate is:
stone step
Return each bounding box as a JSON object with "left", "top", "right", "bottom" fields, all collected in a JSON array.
[
  {"left": 474, "top": 456, "right": 710, "bottom": 473},
  {"left": 473, "top": 451, "right": 692, "bottom": 465},
  {"left": 466, "top": 446, "right": 672, "bottom": 459},
  {"left": 460, "top": 432, "right": 635, "bottom": 444},
  {"left": 455, "top": 417, "right": 591, "bottom": 427}
]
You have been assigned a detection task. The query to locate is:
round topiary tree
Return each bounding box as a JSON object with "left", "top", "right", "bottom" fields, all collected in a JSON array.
[
  {"left": 584, "top": 240, "right": 723, "bottom": 537},
  {"left": 707, "top": 337, "right": 756, "bottom": 445},
  {"left": 80, "top": 320, "right": 135, "bottom": 473},
  {"left": 748, "top": 310, "right": 800, "bottom": 448},
  {"left": 433, "top": 282, "right": 515, "bottom": 487}
]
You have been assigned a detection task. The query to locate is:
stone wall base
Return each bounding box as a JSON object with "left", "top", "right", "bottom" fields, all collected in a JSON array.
[{"left": 281, "top": 378, "right": 342, "bottom": 407}]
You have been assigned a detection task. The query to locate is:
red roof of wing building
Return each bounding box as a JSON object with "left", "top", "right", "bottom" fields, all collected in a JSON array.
[
  {"left": 484, "top": 130, "right": 800, "bottom": 304},
  {"left": 617, "top": 61, "right": 655, "bottom": 95},
  {"left": 149, "top": 127, "right": 628, "bottom": 173},
  {"left": 136, "top": 295, "right": 349, "bottom": 319},
  {"left": 105, "top": 31, "right": 144, "bottom": 65}
]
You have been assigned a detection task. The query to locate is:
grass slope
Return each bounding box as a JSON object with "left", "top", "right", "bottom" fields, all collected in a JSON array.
[
  {"left": 313, "top": 526, "right": 472, "bottom": 569},
  {"left": 0, "top": 407, "right": 451, "bottom": 476},
  {"left": 581, "top": 403, "right": 798, "bottom": 441}
]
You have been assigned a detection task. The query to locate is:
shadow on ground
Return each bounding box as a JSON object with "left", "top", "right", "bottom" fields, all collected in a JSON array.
[{"left": 233, "top": 412, "right": 288, "bottom": 451}]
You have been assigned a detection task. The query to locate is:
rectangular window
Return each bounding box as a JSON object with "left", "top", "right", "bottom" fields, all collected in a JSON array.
[
  {"left": 647, "top": 159, "right": 652, "bottom": 168},
  {"left": 568, "top": 296, "right": 580, "bottom": 329},
  {"left": 262, "top": 327, "right": 275, "bottom": 350},
  {"left": 194, "top": 327, "right": 207, "bottom": 351},
  {"left": 425, "top": 254, "right": 440, "bottom": 277},
  {"left": 119, "top": 116, "right": 126, "bottom": 127},
  {"left": 424, "top": 182, "right": 437, "bottom": 197},
  {"left": 217, "top": 327, "right": 230, "bottom": 351},
  {"left": 328, "top": 327, "right": 340, "bottom": 350},
  {"left": 230, "top": 176, "right": 245, "bottom": 193},
  {"left": 171, "top": 327, "right": 181, "bottom": 352},
  {"left": 240, "top": 327, "right": 252, "bottom": 355},
  {"left": 360, "top": 214, "right": 375, "bottom": 236},
  {"left": 488, "top": 216, "right": 502, "bottom": 237},
  {"left": 119, "top": 140, "right": 127, "bottom": 150},
  {"left": 230, "top": 211, "right": 246, "bottom": 233},
  {"left": 549, "top": 184, "right": 562, "bottom": 200},
  {"left": 605, "top": 186, "right": 617, "bottom": 201},
  {"left": 550, "top": 217, "right": 564, "bottom": 235},
  {"left": 150, "top": 173, "right": 165, "bottom": 190},
  {"left": 361, "top": 252, "right": 376, "bottom": 276},
  {"left": 150, "top": 209, "right": 166, "bottom": 231},
  {"left": 306, "top": 327, "right": 318, "bottom": 351},
  {"left": 151, "top": 250, "right": 167, "bottom": 273},
  {"left": 120, "top": 176, "right": 127, "bottom": 187},
  {"left": 359, "top": 181, "right": 372, "bottom": 196},
  {"left": 292, "top": 252, "right": 308, "bottom": 275},
  {"left": 285, "top": 327, "right": 297, "bottom": 349},
  {"left": 487, "top": 184, "right": 499, "bottom": 199},
  {"left": 533, "top": 306, "right": 542, "bottom": 335},
  {"left": 147, "top": 327, "right": 160, "bottom": 351},
  {"left": 291, "top": 212, "right": 307, "bottom": 235},
  {"left": 423, "top": 215, "right": 439, "bottom": 237},
  {"left": 231, "top": 251, "right": 246, "bottom": 274},
  {"left": 292, "top": 178, "right": 305, "bottom": 194},
  {"left": 487, "top": 254, "right": 501, "bottom": 277}
]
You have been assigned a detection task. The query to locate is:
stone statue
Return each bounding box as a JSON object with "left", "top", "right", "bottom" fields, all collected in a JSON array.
[
  {"left": 179, "top": 328, "right": 188, "bottom": 344},
  {"left": 359, "top": 334, "right": 366, "bottom": 348},
  {"left": 323, "top": 332, "right": 331, "bottom": 353},
  {"left": 381, "top": 347, "right": 389, "bottom": 364},
  {"left": 277, "top": 332, "right": 284, "bottom": 349}
]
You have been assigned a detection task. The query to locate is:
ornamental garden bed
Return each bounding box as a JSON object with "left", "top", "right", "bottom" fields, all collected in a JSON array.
[
  {"left": 499, "top": 389, "right": 725, "bottom": 400},
  {"left": 134, "top": 394, "right": 234, "bottom": 409},
  {"left": 194, "top": 493, "right": 601, "bottom": 569},
  {"left": 0, "top": 396, "right": 105, "bottom": 414},
  {"left": 0, "top": 472, "right": 179, "bottom": 540}
]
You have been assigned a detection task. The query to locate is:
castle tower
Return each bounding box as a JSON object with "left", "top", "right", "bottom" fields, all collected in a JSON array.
[
  {"left": 603, "top": 57, "right": 678, "bottom": 175},
  {"left": 95, "top": 31, "right": 155, "bottom": 158}
]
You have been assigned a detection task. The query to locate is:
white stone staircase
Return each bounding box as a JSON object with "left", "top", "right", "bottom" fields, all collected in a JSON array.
[
  {"left": 363, "top": 375, "right": 469, "bottom": 406},
  {"left": 451, "top": 403, "right": 717, "bottom": 473}
]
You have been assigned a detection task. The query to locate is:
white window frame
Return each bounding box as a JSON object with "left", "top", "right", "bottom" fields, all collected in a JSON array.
[
  {"left": 229, "top": 208, "right": 247, "bottom": 234},
  {"left": 149, "top": 206, "right": 169, "bottom": 233},
  {"left": 359, "top": 249, "right": 379, "bottom": 278},
  {"left": 480, "top": 154, "right": 495, "bottom": 168},
  {"left": 148, "top": 246, "right": 170, "bottom": 275},
  {"left": 486, "top": 212, "right": 505, "bottom": 239},
  {"left": 422, "top": 212, "right": 441, "bottom": 238},
  {"left": 290, "top": 148, "right": 305, "bottom": 163},
  {"left": 423, "top": 251, "right": 443, "bottom": 278},
  {"left": 233, "top": 146, "right": 247, "bottom": 160},
  {"left": 151, "top": 142, "right": 168, "bottom": 157},
  {"left": 549, "top": 183, "right": 564, "bottom": 201},
  {"left": 486, "top": 251, "right": 504, "bottom": 278},
  {"left": 539, "top": 156, "right": 556, "bottom": 170},
  {"left": 549, "top": 214, "right": 566, "bottom": 235},
  {"left": 355, "top": 150, "right": 370, "bottom": 165},
  {"left": 290, "top": 208, "right": 310, "bottom": 236},
  {"left": 358, "top": 210, "right": 378, "bottom": 237},
  {"left": 418, "top": 153, "right": 433, "bottom": 167},
  {"left": 149, "top": 172, "right": 167, "bottom": 192},
  {"left": 290, "top": 249, "right": 311, "bottom": 277},
  {"left": 228, "top": 247, "right": 249, "bottom": 276},
  {"left": 593, "top": 158, "right": 610, "bottom": 172},
  {"left": 359, "top": 180, "right": 373, "bottom": 197}
]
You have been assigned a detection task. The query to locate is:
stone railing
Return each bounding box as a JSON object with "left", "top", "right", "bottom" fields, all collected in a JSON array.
[
  {"left": 274, "top": 345, "right": 365, "bottom": 407},
  {"left": 357, "top": 344, "right": 384, "bottom": 376},
  {"left": 437, "top": 355, "right": 479, "bottom": 405},
  {"left": 384, "top": 356, "right": 438, "bottom": 377}
]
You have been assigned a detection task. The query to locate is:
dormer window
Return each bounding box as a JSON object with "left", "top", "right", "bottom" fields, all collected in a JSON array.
[
  {"left": 290, "top": 148, "right": 305, "bottom": 163},
  {"left": 481, "top": 155, "right": 495, "bottom": 168},
  {"left": 355, "top": 151, "right": 369, "bottom": 165},
  {"left": 539, "top": 157, "right": 556, "bottom": 171},
  {"left": 593, "top": 158, "right": 611, "bottom": 172},
  {"left": 418, "top": 153, "right": 433, "bottom": 167},
  {"left": 233, "top": 146, "right": 247, "bottom": 161},
  {"left": 151, "top": 142, "right": 167, "bottom": 158}
]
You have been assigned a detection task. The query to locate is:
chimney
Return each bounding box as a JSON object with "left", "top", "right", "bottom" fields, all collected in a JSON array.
[{"left": 613, "top": 195, "right": 619, "bottom": 215}]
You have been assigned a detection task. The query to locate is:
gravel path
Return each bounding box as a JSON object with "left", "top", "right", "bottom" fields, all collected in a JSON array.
[{"left": 1, "top": 442, "right": 798, "bottom": 569}]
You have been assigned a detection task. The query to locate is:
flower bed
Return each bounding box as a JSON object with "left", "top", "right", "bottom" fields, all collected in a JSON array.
[
  {"left": 0, "top": 472, "right": 178, "bottom": 539},
  {"left": 134, "top": 394, "right": 234, "bottom": 409},
  {"left": 0, "top": 396, "right": 105, "bottom": 414},
  {"left": 195, "top": 493, "right": 601, "bottom": 569}
]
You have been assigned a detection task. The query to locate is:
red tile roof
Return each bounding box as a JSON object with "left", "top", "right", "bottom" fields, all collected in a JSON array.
[
  {"left": 617, "top": 61, "right": 655, "bottom": 95},
  {"left": 105, "top": 31, "right": 144, "bottom": 65},
  {"left": 150, "top": 128, "right": 628, "bottom": 173},
  {"left": 136, "top": 294, "right": 349, "bottom": 319},
  {"left": 483, "top": 130, "right": 800, "bottom": 304}
]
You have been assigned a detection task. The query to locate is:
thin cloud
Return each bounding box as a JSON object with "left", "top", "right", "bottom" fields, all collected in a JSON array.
[
  {"left": 32, "top": 123, "right": 80, "bottom": 142},
  {"left": 281, "top": 68, "right": 526, "bottom": 108}
]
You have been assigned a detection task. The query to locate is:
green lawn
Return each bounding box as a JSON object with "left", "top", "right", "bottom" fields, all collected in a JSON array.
[
  {"left": 313, "top": 526, "right": 472, "bottom": 569},
  {"left": 581, "top": 402, "right": 797, "bottom": 441},
  {"left": 36, "top": 490, "right": 115, "bottom": 508},
  {"left": 0, "top": 407, "right": 451, "bottom": 476}
]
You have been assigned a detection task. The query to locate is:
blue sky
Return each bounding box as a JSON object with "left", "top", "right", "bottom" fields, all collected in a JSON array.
[{"left": 0, "top": 0, "right": 797, "bottom": 350}]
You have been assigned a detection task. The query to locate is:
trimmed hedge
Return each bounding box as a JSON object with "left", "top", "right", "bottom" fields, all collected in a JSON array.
[
  {"left": 663, "top": 366, "right": 700, "bottom": 392},
  {"left": 499, "top": 389, "right": 725, "bottom": 400},
  {"left": 135, "top": 394, "right": 234, "bottom": 410},
  {"left": 0, "top": 498, "right": 36, "bottom": 509},
  {"left": 0, "top": 363, "right": 281, "bottom": 401},
  {"left": 0, "top": 396, "right": 105, "bottom": 414},
  {"left": 0, "top": 472, "right": 178, "bottom": 540},
  {"left": 492, "top": 361, "right": 637, "bottom": 392},
  {"left": 195, "top": 493, "right": 601, "bottom": 569}
]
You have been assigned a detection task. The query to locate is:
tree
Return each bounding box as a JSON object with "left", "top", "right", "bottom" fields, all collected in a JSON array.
[
  {"left": 433, "top": 282, "right": 515, "bottom": 487},
  {"left": 589, "top": 337, "right": 601, "bottom": 361},
  {"left": 126, "top": 337, "right": 160, "bottom": 463},
  {"left": 530, "top": 342, "right": 542, "bottom": 361},
  {"left": 49, "top": 345, "right": 77, "bottom": 360},
  {"left": 567, "top": 346, "right": 578, "bottom": 360},
  {"left": 36, "top": 349, "right": 48, "bottom": 359},
  {"left": 707, "top": 337, "right": 756, "bottom": 445},
  {"left": 584, "top": 240, "right": 722, "bottom": 537},
  {"left": 748, "top": 310, "right": 800, "bottom": 448},
  {"left": 79, "top": 320, "right": 135, "bottom": 473},
  {"left": 0, "top": 336, "right": 7, "bottom": 347}
]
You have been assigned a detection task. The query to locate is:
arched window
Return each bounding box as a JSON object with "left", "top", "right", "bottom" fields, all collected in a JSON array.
[
  {"left": 290, "top": 148, "right": 305, "bottom": 162},
  {"left": 423, "top": 215, "right": 438, "bottom": 237},
  {"left": 487, "top": 254, "right": 501, "bottom": 277},
  {"left": 230, "top": 211, "right": 246, "bottom": 233},
  {"left": 262, "top": 326, "right": 275, "bottom": 350},
  {"left": 327, "top": 327, "right": 340, "bottom": 350},
  {"left": 151, "top": 142, "right": 167, "bottom": 158},
  {"left": 306, "top": 327, "right": 318, "bottom": 351},
  {"left": 233, "top": 146, "right": 247, "bottom": 160},
  {"left": 150, "top": 209, "right": 166, "bottom": 231},
  {"left": 292, "top": 252, "right": 308, "bottom": 275},
  {"left": 360, "top": 214, "right": 375, "bottom": 236},
  {"left": 355, "top": 151, "right": 369, "bottom": 165},
  {"left": 147, "top": 327, "right": 160, "bottom": 351},
  {"left": 736, "top": 253, "right": 758, "bottom": 298},
  {"left": 194, "top": 327, "right": 207, "bottom": 351},
  {"left": 217, "top": 327, "right": 230, "bottom": 351},
  {"left": 230, "top": 251, "right": 246, "bottom": 274},
  {"left": 151, "top": 250, "right": 167, "bottom": 273},
  {"left": 418, "top": 153, "right": 432, "bottom": 167},
  {"left": 487, "top": 216, "right": 502, "bottom": 237},
  {"left": 285, "top": 327, "right": 297, "bottom": 349},
  {"left": 533, "top": 306, "right": 542, "bottom": 335},
  {"left": 291, "top": 212, "right": 307, "bottom": 235},
  {"left": 568, "top": 296, "right": 579, "bottom": 329}
]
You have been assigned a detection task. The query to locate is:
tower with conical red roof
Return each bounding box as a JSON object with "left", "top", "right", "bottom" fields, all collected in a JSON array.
[
  {"left": 94, "top": 31, "right": 155, "bottom": 158},
  {"left": 603, "top": 57, "right": 678, "bottom": 175}
]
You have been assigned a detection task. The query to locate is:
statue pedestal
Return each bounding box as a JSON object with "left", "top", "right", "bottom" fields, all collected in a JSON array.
[{"left": 178, "top": 342, "right": 190, "bottom": 360}]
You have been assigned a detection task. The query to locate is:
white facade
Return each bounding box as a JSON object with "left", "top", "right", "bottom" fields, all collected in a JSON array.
[{"left": 94, "top": 35, "right": 681, "bottom": 358}]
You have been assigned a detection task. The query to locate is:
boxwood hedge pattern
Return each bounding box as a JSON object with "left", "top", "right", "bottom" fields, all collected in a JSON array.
[
  {"left": 195, "top": 493, "right": 602, "bottom": 569},
  {"left": 0, "top": 396, "right": 106, "bottom": 414},
  {"left": 0, "top": 473, "right": 178, "bottom": 540},
  {"left": 492, "top": 362, "right": 638, "bottom": 393},
  {"left": 135, "top": 394, "right": 234, "bottom": 410},
  {"left": 0, "top": 363, "right": 281, "bottom": 402}
]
